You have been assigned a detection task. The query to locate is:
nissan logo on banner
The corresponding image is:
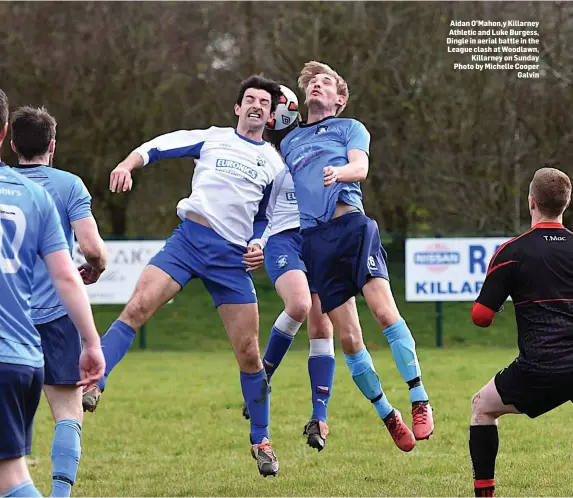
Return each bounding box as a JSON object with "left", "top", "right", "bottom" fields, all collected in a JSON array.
[{"left": 405, "top": 237, "right": 511, "bottom": 302}]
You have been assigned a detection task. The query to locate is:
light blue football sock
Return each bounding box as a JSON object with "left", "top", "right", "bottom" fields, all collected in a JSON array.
[
  {"left": 383, "top": 319, "right": 429, "bottom": 403},
  {"left": 51, "top": 418, "right": 82, "bottom": 497},
  {"left": 4, "top": 481, "right": 42, "bottom": 497},
  {"left": 344, "top": 347, "right": 393, "bottom": 420}
]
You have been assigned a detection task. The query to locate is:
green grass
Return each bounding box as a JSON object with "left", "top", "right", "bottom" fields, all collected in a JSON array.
[
  {"left": 31, "top": 259, "right": 537, "bottom": 495},
  {"left": 91, "top": 267, "right": 519, "bottom": 352},
  {"left": 30, "top": 348, "right": 573, "bottom": 496}
]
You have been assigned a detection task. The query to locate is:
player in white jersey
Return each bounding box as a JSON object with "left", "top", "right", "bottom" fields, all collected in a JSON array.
[
  {"left": 82, "top": 75, "right": 285, "bottom": 477},
  {"left": 242, "top": 87, "right": 335, "bottom": 453}
]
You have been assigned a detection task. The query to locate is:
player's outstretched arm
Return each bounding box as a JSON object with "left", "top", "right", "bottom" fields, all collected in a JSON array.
[
  {"left": 44, "top": 249, "right": 105, "bottom": 385},
  {"left": 323, "top": 150, "right": 369, "bottom": 186},
  {"left": 110, "top": 129, "right": 210, "bottom": 193},
  {"left": 72, "top": 216, "right": 107, "bottom": 284},
  {"left": 109, "top": 151, "right": 143, "bottom": 193}
]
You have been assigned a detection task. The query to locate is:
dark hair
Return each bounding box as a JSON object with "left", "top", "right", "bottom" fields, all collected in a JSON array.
[
  {"left": 236, "top": 75, "right": 282, "bottom": 113},
  {"left": 530, "top": 167, "right": 572, "bottom": 217},
  {"left": 0, "top": 89, "right": 8, "bottom": 126},
  {"left": 263, "top": 120, "right": 299, "bottom": 152},
  {"left": 10, "top": 106, "right": 57, "bottom": 160}
]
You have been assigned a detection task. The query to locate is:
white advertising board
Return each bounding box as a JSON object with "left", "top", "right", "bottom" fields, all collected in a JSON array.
[
  {"left": 405, "top": 237, "right": 511, "bottom": 302},
  {"left": 73, "top": 240, "right": 166, "bottom": 304}
]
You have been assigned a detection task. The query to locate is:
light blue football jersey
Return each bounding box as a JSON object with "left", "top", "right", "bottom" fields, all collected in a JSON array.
[
  {"left": 280, "top": 117, "right": 370, "bottom": 229},
  {"left": 14, "top": 165, "right": 92, "bottom": 324},
  {"left": 0, "top": 163, "right": 68, "bottom": 367}
]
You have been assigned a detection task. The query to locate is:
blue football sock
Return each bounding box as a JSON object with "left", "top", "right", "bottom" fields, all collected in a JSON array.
[
  {"left": 51, "top": 419, "right": 81, "bottom": 497},
  {"left": 4, "top": 481, "right": 42, "bottom": 497},
  {"left": 263, "top": 312, "right": 301, "bottom": 382},
  {"left": 409, "top": 384, "right": 428, "bottom": 403},
  {"left": 240, "top": 369, "right": 270, "bottom": 444},
  {"left": 383, "top": 319, "right": 429, "bottom": 403},
  {"left": 373, "top": 392, "right": 394, "bottom": 420},
  {"left": 53, "top": 480, "right": 71, "bottom": 497},
  {"left": 344, "top": 347, "right": 394, "bottom": 420},
  {"left": 308, "top": 339, "right": 335, "bottom": 422},
  {"left": 97, "top": 320, "right": 136, "bottom": 391}
]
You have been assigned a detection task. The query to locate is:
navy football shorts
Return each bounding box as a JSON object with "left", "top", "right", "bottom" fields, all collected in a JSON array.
[
  {"left": 0, "top": 363, "right": 43, "bottom": 459},
  {"left": 301, "top": 211, "right": 389, "bottom": 313},
  {"left": 37, "top": 314, "right": 81, "bottom": 385}
]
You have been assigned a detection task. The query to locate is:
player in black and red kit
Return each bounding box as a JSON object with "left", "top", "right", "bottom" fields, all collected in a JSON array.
[{"left": 468, "top": 167, "right": 573, "bottom": 497}]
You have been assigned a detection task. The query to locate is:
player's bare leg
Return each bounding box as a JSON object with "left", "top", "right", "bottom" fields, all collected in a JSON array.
[
  {"left": 219, "top": 303, "right": 279, "bottom": 477},
  {"left": 303, "top": 292, "right": 334, "bottom": 451},
  {"left": 469, "top": 377, "right": 520, "bottom": 497},
  {"left": 82, "top": 265, "right": 181, "bottom": 412},
  {"left": 0, "top": 457, "right": 39, "bottom": 497},
  {"left": 362, "top": 277, "right": 434, "bottom": 440},
  {"left": 328, "top": 297, "right": 415, "bottom": 452},
  {"left": 44, "top": 385, "right": 83, "bottom": 496}
]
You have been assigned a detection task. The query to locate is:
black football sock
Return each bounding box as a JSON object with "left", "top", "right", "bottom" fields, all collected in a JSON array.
[{"left": 469, "top": 425, "right": 498, "bottom": 497}]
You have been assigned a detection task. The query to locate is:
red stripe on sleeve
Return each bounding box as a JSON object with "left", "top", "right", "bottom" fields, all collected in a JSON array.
[{"left": 487, "top": 259, "right": 518, "bottom": 276}]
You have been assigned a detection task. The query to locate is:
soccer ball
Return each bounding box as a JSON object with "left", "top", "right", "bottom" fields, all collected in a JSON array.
[{"left": 267, "top": 85, "right": 299, "bottom": 131}]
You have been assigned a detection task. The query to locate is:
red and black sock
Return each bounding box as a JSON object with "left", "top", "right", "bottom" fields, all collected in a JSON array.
[{"left": 469, "top": 425, "right": 498, "bottom": 497}]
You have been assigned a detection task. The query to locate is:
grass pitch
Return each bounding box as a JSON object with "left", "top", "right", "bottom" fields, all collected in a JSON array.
[{"left": 30, "top": 348, "right": 573, "bottom": 496}]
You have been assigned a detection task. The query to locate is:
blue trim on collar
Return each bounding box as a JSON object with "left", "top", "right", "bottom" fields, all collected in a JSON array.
[{"left": 235, "top": 129, "right": 265, "bottom": 146}]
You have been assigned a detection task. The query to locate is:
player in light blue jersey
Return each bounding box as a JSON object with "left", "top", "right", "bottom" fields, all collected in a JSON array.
[
  {"left": 280, "top": 62, "right": 434, "bottom": 452},
  {"left": 10, "top": 106, "right": 107, "bottom": 497},
  {"left": 242, "top": 87, "right": 336, "bottom": 453},
  {"left": 0, "top": 90, "right": 105, "bottom": 497},
  {"left": 82, "top": 75, "right": 286, "bottom": 477}
]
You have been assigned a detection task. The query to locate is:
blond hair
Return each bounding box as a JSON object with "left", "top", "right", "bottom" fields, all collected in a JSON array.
[
  {"left": 530, "top": 167, "right": 572, "bottom": 217},
  {"left": 298, "top": 61, "right": 349, "bottom": 116}
]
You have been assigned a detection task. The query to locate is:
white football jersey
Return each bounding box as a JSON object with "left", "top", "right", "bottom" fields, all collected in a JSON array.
[
  {"left": 260, "top": 168, "right": 300, "bottom": 245},
  {"left": 134, "top": 127, "right": 285, "bottom": 247}
]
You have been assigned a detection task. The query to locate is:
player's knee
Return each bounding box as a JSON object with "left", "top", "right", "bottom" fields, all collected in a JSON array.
[
  {"left": 121, "top": 295, "right": 152, "bottom": 329},
  {"left": 471, "top": 391, "right": 494, "bottom": 424},
  {"left": 471, "top": 392, "right": 481, "bottom": 412},
  {"left": 338, "top": 324, "right": 364, "bottom": 354},
  {"left": 371, "top": 304, "right": 401, "bottom": 329},
  {"left": 239, "top": 354, "right": 262, "bottom": 373},
  {"left": 284, "top": 296, "right": 312, "bottom": 323},
  {"left": 235, "top": 339, "right": 263, "bottom": 372},
  {"left": 308, "top": 315, "right": 333, "bottom": 339}
]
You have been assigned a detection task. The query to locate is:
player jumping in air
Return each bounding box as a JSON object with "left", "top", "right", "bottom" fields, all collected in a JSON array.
[
  {"left": 279, "top": 61, "right": 434, "bottom": 452},
  {"left": 10, "top": 106, "right": 107, "bottom": 497},
  {"left": 82, "top": 75, "right": 286, "bottom": 477},
  {"left": 243, "top": 86, "right": 336, "bottom": 452},
  {"left": 470, "top": 168, "right": 573, "bottom": 497},
  {"left": 0, "top": 89, "right": 105, "bottom": 497}
]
